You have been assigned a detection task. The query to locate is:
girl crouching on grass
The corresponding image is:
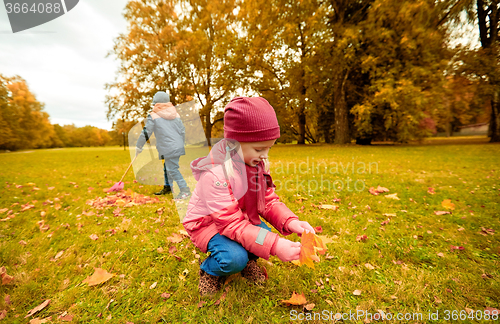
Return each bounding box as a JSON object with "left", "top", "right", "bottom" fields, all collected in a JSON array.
[{"left": 182, "top": 97, "right": 315, "bottom": 296}]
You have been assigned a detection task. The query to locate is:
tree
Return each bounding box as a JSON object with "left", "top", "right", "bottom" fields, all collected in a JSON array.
[
  {"left": 180, "top": 0, "right": 244, "bottom": 142},
  {"left": 442, "top": 0, "right": 500, "bottom": 141},
  {"left": 106, "top": 0, "right": 193, "bottom": 122},
  {"left": 351, "top": 0, "right": 452, "bottom": 142},
  {"left": 107, "top": 0, "right": 243, "bottom": 144},
  {"left": 239, "top": 0, "right": 329, "bottom": 144},
  {"left": 0, "top": 74, "right": 60, "bottom": 150}
]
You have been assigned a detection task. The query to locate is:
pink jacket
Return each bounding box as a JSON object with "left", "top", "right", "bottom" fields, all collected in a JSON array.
[{"left": 182, "top": 140, "right": 299, "bottom": 260}]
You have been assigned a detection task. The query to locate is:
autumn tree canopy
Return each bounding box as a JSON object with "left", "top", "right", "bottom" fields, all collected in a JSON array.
[{"left": 107, "top": 0, "right": 497, "bottom": 143}]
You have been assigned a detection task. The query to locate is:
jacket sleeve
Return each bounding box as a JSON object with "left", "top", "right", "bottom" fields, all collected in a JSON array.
[
  {"left": 199, "top": 171, "right": 279, "bottom": 260},
  {"left": 261, "top": 175, "right": 299, "bottom": 236},
  {"left": 135, "top": 114, "right": 154, "bottom": 150}
]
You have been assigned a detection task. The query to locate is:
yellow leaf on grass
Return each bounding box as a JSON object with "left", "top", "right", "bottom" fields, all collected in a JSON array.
[
  {"left": 296, "top": 233, "right": 327, "bottom": 269},
  {"left": 385, "top": 193, "right": 400, "bottom": 200},
  {"left": 441, "top": 199, "right": 455, "bottom": 210},
  {"left": 281, "top": 292, "right": 307, "bottom": 305},
  {"left": 320, "top": 204, "right": 338, "bottom": 210},
  {"left": 82, "top": 268, "right": 115, "bottom": 286}
]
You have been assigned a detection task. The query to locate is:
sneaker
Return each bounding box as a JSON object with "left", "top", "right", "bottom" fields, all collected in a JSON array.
[
  {"left": 198, "top": 269, "right": 223, "bottom": 296},
  {"left": 174, "top": 187, "right": 191, "bottom": 200},
  {"left": 241, "top": 260, "right": 266, "bottom": 284},
  {"left": 154, "top": 185, "right": 172, "bottom": 195}
]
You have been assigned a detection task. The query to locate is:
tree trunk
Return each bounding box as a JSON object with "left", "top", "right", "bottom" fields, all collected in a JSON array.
[
  {"left": 204, "top": 111, "right": 212, "bottom": 146},
  {"left": 297, "top": 110, "right": 306, "bottom": 144},
  {"left": 490, "top": 89, "right": 500, "bottom": 142},
  {"left": 297, "top": 67, "right": 307, "bottom": 144},
  {"left": 334, "top": 70, "right": 350, "bottom": 144}
]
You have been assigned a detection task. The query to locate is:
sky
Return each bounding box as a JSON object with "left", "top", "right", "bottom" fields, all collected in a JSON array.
[{"left": 0, "top": 0, "right": 129, "bottom": 130}]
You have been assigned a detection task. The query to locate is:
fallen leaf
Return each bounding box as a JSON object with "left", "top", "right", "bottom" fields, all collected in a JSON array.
[
  {"left": 356, "top": 235, "right": 368, "bottom": 242},
  {"left": 25, "top": 300, "right": 51, "bottom": 318},
  {"left": 197, "top": 301, "right": 206, "bottom": 308},
  {"left": 428, "top": 187, "right": 436, "bottom": 194},
  {"left": 364, "top": 263, "right": 375, "bottom": 270},
  {"left": 166, "top": 233, "right": 184, "bottom": 243},
  {"left": 314, "top": 226, "right": 323, "bottom": 233},
  {"left": 437, "top": 252, "right": 444, "bottom": 257},
  {"left": 150, "top": 282, "right": 157, "bottom": 289},
  {"left": 161, "top": 293, "right": 171, "bottom": 299},
  {"left": 82, "top": 268, "right": 115, "bottom": 286},
  {"left": 320, "top": 204, "right": 338, "bottom": 210},
  {"left": 89, "top": 234, "right": 98, "bottom": 241},
  {"left": 485, "top": 307, "right": 500, "bottom": 316},
  {"left": 353, "top": 290, "right": 362, "bottom": 296},
  {"left": 481, "top": 227, "right": 495, "bottom": 235},
  {"left": 281, "top": 292, "right": 307, "bottom": 305},
  {"left": 0, "top": 267, "right": 14, "bottom": 285},
  {"left": 369, "top": 186, "right": 389, "bottom": 195},
  {"left": 5, "top": 295, "right": 11, "bottom": 305},
  {"left": 304, "top": 303, "right": 315, "bottom": 311},
  {"left": 434, "top": 211, "right": 451, "bottom": 215},
  {"left": 29, "top": 317, "right": 52, "bottom": 324},
  {"left": 385, "top": 193, "right": 400, "bottom": 200},
  {"left": 58, "top": 314, "right": 73, "bottom": 321},
  {"left": 0, "top": 310, "right": 6, "bottom": 320},
  {"left": 465, "top": 307, "right": 474, "bottom": 314},
  {"left": 441, "top": 199, "right": 455, "bottom": 210}
]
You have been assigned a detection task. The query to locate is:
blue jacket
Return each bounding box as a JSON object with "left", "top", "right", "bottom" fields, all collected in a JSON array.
[{"left": 136, "top": 103, "right": 186, "bottom": 160}]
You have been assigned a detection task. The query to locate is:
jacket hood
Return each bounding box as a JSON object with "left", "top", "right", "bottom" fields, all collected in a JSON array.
[
  {"left": 151, "top": 102, "right": 180, "bottom": 120},
  {"left": 190, "top": 139, "right": 248, "bottom": 199}
]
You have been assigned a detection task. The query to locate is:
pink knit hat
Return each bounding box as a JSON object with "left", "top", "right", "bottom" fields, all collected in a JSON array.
[{"left": 223, "top": 97, "right": 281, "bottom": 142}]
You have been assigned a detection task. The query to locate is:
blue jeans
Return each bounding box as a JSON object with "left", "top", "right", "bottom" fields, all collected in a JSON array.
[
  {"left": 163, "top": 156, "right": 187, "bottom": 189},
  {"left": 201, "top": 221, "right": 272, "bottom": 276}
]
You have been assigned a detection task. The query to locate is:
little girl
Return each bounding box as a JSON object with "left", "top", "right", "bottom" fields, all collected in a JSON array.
[{"left": 182, "top": 97, "right": 315, "bottom": 296}]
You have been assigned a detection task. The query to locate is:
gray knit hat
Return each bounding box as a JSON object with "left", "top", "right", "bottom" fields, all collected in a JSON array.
[{"left": 152, "top": 91, "right": 170, "bottom": 104}]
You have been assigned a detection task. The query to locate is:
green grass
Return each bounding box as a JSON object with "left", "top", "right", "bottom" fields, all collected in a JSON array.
[{"left": 0, "top": 141, "right": 499, "bottom": 323}]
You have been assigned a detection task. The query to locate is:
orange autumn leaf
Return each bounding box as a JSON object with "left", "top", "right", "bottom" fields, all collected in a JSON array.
[
  {"left": 82, "top": 268, "right": 115, "bottom": 286},
  {"left": 441, "top": 199, "right": 455, "bottom": 210},
  {"left": 281, "top": 292, "right": 307, "bottom": 305},
  {"left": 296, "top": 233, "right": 327, "bottom": 269}
]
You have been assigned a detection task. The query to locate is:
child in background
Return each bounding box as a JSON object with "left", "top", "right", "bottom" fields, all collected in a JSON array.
[
  {"left": 135, "top": 91, "right": 191, "bottom": 199},
  {"left": 182, "top": 97, "right": 315, "bottom": 296}
]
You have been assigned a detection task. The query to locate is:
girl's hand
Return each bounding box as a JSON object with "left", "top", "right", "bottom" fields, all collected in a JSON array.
[
  {"left": 287, "top": 220, "right": 315, "bottom": 236},
  {"left": 274, "top": 238, "right": 301, "bottom": 262}
]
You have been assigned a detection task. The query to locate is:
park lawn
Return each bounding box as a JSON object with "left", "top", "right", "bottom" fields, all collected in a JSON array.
[{"left": 0, "top": 141, "right": 499, "bottom": 323}]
